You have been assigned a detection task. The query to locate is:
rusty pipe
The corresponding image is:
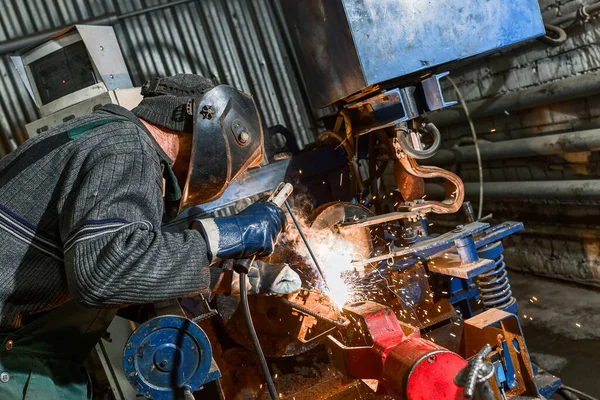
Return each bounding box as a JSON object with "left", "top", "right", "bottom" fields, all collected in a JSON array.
[
  {"left": 426, "top": 180, "right": 600, "bottom": 201},
  {"left": 428, "top": 128, "right": 600, "bottom": 165}
]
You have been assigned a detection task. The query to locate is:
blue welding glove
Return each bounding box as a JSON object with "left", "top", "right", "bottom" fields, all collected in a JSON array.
[{"left": 194, "top": 203, "right": 287, "bottom": 262}]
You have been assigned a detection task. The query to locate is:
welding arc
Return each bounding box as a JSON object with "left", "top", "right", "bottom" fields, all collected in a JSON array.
[
  {"left": 284, "top": 201, "right": 331, "bottom": 293},
  {"left": 239, "top": 258, "right": 278, "bottom": 400}
]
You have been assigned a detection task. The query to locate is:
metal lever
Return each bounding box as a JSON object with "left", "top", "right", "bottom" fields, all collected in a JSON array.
[{"left": 267, "top": 182, "right": 294, "bottom": 207}]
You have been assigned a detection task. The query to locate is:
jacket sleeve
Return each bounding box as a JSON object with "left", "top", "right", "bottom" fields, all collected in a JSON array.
[{"left": 60, "top": 150, "right": 214, "bottom": 308}]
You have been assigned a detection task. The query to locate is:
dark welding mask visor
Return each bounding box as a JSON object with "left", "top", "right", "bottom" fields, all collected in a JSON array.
[{"left": 179, "top": 85, "right": 263, "bottom": 210}]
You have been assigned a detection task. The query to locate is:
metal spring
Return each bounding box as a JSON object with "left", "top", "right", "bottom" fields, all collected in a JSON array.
[{"left": 476, "top": 242, "right": 517, "bottom": 312}]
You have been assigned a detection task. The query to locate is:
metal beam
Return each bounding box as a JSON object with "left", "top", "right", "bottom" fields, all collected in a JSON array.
[
  {"left": 428, "top": 128, "right": 600, "bottom": 165},
  {"left": 426, "top": 180, "right": 600, "bottom": 200},
  {"left": 429, "top": 72, "right": 600, "bottom": 127},
  {"left": 432, "top": 219, "right": 600, "bottom": 241},
  {"left": 0, "top": 0, "right": 196, "bottom": 55}
]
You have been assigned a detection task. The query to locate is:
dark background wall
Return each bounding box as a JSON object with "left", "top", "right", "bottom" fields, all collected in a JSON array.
[
  {"left": 0, "top": 0, "right": 316, "bottom": 157},
  {"left": 424, "top": 0, "right": 600, "bottom": 287}
]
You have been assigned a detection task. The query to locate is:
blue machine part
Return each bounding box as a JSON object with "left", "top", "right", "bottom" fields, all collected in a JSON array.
[
  {"left": 446, "top": 276, "right": 479, "bottom": 319},
  {"left": 425, "top": 222, "right": 523, "bottom": 317},
  {"left": 342, "top": 0, "right": 545, "bottom": 85},
  {"left": 123, "top": 316, "right": 221, "bottom": 400},
  {"left": 500, "top": 338, "right": 518, "bottom": 390},
  {"left": 455, "top": 236, "right": 479, "bottom": 264},
  {"left": 532, "top": 364, "right": 563, "bottom": 399},
  {"left": 281, "top": 0, "right": 544, "bottom": 109}
]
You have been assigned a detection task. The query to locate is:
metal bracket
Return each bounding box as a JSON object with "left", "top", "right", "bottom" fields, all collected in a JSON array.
[
  {"left": 421, "top": 72, "right": 457, "bottom": 111},
  {"left": 345, "top": 72, "right": 457, "bottom": 135},
  {"left": 463, "top": 309, "right": 539, "bottom": 398},
  {"left": 427, "top": 254, "right": 496, "bottom": 279},
  {"left": 353, "top": 222, "right": 490, "bottom": 267}
]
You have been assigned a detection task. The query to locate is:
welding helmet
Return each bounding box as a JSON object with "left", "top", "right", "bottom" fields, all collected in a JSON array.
[{"left": 133, "top": 75, "right": 264, "bottom": 209}]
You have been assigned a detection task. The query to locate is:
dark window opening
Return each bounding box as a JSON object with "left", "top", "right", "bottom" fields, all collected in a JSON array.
[{"left": 29, "top": 40, "right": 97, "bottom": 105}]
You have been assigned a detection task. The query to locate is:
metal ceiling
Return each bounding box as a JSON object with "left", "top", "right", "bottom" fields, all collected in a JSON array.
[{"left": 0, "top": 0, "right": 316, "bottom": 157}]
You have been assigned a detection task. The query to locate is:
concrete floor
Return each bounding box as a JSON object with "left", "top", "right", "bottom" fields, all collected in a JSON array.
[{"left": 509, "top": 270, "right": 600, "bottom": 397}]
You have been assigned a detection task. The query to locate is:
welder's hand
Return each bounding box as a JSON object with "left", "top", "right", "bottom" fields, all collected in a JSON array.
[
  {"left": 194, "top": 203, "right": 287, "bottom": 262},
  {"left": 229, "top": 260, "right": 302, "bottom": 295}
]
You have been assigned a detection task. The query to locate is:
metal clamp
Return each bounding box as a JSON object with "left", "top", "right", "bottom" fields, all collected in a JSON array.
[{"left": 393, "top": 136, "right": 464, "bottom": 214}]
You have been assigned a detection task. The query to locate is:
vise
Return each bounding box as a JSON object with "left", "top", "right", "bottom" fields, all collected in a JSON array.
[{"left": 327, "top": 301, "right": 467, "bottom": 400}]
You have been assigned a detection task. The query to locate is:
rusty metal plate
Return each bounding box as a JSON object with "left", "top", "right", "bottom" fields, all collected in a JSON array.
[
  {"left": 216, "top": 290, "right": 338, "bottom": 358},
  {"left": 427, "top": 253, "right": 496, "bottom": 279}
]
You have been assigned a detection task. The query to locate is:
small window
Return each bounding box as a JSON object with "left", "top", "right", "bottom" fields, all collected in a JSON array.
[{"left": 29, "top": 40, "right": 97, "bottom": 105}]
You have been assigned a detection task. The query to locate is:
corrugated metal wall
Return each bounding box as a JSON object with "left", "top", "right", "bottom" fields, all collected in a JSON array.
[{"left": 0, "top": 0, "right": 316, "bottom": 157}]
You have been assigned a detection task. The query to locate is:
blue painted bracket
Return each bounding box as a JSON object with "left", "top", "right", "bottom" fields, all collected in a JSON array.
[{"left": 123, "top": 316, "right": 220, "bottom": 400}]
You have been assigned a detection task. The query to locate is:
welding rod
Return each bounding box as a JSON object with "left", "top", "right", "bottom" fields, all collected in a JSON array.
[{"left": 284, "top": 200, "right": 331, "bottom": 293}]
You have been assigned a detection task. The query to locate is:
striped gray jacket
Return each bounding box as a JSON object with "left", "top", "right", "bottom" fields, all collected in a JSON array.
[{"left": 0, "top": 106, "right": 212, "bottom": 332}]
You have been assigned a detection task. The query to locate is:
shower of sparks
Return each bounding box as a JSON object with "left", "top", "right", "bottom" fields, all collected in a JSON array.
[
  {"left": 282, "top": 207, "right": 367, "bottom": 308},
  {"left": 281, "top": 203, "right": 466, "bottom": 333}
]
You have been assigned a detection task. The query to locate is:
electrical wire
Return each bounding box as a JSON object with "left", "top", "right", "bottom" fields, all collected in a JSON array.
[
  {"left": 557, "top": 389, "right": 579, "bottom": 400},
  {"left": 239, "top": 259, "right": 278, "bottom": 400},
  {"left": 447, "top": 76, "right": 484, "bottom": 220},
  {"left": 560, "top": 385, "right": 600, "bottom": 400}
]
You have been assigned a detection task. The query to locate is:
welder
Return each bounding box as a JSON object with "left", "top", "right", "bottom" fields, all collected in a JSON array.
[{"left": 0, "top": 74, "right": 301, "bottom": 399}]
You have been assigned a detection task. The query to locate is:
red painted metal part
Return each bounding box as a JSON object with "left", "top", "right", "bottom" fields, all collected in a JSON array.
[{"left": 327, "top": 301, "right": 467, "bottom": 400}]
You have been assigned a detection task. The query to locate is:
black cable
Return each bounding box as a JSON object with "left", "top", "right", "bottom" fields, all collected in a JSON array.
[
  {"left": 558, "top": 388, "right": 579, "bottom": 400},
  {"left": 447, "top": 76, "right": 484, "bottom": 220},
  {"left": 560, "top": 385, "right": 600, "bottom": 400},
  {"left": 239, "top": 270, "right": 278, "bottom": 400}
]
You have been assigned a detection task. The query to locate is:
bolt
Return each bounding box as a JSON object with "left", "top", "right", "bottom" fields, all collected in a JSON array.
[
  {"left": 200, "top": 105, "right": 215, "bottom": 120},
  {"left": 427, "top": 355, "right": 436, "bottom": 364},
  {"left": 100, "top": 46, "right": 104, "bottom": 51},
  {"left": 238, "top": 131, "right": 250, "bottom": 143},
  {"left": 453, "top": 224, "right": 464, "bottom": 232},
  {"left": 0, "top": 372, "right": 9, "bottom": 383}
]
